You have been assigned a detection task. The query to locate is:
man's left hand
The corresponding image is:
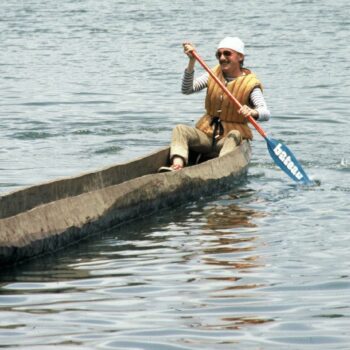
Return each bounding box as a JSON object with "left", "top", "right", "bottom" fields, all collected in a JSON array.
[{"left": 239, "top": 105, "right": 259, "bottom": 120}]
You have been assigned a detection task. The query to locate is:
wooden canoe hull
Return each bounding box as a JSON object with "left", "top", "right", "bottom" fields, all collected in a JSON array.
[{"left": 0, "top": 141, "right": 251, "bottom": 266}]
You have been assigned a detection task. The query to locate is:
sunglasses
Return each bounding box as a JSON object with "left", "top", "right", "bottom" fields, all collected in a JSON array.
[{"left": 215, "top": 50, "right": 234, "bottom": 60}]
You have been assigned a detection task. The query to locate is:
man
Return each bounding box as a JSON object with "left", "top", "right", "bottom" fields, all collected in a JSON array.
[{"left": 161, "top": 37, "right": 270, "bottom": 171}]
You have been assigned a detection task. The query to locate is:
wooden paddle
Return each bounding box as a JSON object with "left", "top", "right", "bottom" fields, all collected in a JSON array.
[{"left": 190, "top": 49, "right": 313, "bottom": 185}]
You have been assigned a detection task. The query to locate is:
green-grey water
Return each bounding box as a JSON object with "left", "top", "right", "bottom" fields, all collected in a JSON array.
[{"left": 0, "top": 0, "right": 349, "bottom": 349}]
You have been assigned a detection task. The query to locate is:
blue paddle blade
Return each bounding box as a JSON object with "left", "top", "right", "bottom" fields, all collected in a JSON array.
[{"left": 266, "top": 138, "right": 312, "bottom": 185}]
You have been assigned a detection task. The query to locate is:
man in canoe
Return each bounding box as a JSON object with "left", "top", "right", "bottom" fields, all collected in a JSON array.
[{"left": 161, "top": 37, "right": 270, "bottom": 171}]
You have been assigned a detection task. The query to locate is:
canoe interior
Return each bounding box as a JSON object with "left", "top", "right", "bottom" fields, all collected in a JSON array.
[
  {"left": 0, "top": 147, "right": 171, "bottom": 220},
  {"left": 0, "top": 147, "right": 216, "bottom": 220}
]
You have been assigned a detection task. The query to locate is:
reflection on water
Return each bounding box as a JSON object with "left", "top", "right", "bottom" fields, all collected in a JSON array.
[
  {"left": 196, "top": 199, "right": 271, "bottom": 331},
  {"left": 205, "top": 316, "right": 273, "bottom": 331},
  {"left": 205, "top": 206, "right": 259, "bottom": 229}
]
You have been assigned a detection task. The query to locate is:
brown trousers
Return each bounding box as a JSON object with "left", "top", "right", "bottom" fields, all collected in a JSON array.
[{"left": 170, "top": 124, "right": 242, "bottom": 164}]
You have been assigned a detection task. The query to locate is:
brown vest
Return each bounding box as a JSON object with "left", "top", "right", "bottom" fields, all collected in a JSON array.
[{"left": 195, "top": 65, "right": 262, "bottom": 140}]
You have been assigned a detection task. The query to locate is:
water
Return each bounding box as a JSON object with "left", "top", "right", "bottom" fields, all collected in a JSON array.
[{"left": 0, "top": 0, "right": 349, "bottom": 348}]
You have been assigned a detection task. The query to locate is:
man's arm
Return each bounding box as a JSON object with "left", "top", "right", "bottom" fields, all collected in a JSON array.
[
  {"left": 181, "top": 70, "right": 209, "bottom": 95},
  {"left": 249, "top": 88, "right": 270, "bottom": 121}
]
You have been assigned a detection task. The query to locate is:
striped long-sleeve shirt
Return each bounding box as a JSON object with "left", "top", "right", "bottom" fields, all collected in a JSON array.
[{"left": 181, "top": 69, "right": 270, "bottom": 121}]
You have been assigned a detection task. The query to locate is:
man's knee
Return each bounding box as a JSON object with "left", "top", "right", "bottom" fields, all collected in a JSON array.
[
  {"left": 226, "top": 130, "right": 242, "bottom": 146},
  {"left": 172, "top": 124, "right": 185, "bottom": 137},
  {"left": 173, "top": 124, "right": 190, "bottom": 134}
]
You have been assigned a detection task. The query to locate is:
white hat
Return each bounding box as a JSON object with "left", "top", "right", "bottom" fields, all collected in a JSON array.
[{"left": 217, "top": 37, "right": 245, "bottom": 55}]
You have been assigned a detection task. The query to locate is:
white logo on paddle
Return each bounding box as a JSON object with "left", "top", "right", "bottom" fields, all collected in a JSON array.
[{"left": 273, "top": 143, "right": 304, "bottom": 180}]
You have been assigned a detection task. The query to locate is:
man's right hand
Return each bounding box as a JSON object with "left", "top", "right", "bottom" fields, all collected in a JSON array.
[{"left": 183, "top": 42, "right": 195, "bottom": 59}]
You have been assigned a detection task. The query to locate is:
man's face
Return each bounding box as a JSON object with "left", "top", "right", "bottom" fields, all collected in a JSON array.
[{"left": 216, "top": 49, "right": 243, "bottom": 74}]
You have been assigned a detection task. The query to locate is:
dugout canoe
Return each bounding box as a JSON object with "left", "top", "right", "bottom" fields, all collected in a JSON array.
[{"left": 0, "top": 141, "right": 251, "bottom": 267}]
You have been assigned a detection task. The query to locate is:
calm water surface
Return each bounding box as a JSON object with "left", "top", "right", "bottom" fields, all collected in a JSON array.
[{"left": 0, "top": 0, "right": 349, "bottom": 349}]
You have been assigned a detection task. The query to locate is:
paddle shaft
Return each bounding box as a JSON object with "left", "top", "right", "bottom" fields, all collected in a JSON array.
[{"left": 190, "top": 50, "right": 267, "bottom": 139}]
